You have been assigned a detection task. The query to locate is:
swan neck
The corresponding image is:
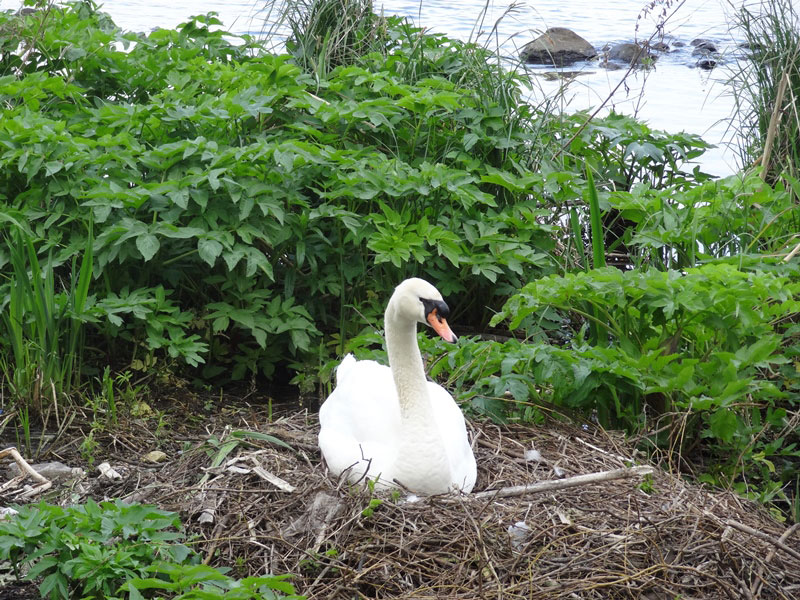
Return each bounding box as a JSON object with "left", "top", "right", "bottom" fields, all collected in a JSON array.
[{"left": 385, "top": 305, "right": 429, "bottom": 417}]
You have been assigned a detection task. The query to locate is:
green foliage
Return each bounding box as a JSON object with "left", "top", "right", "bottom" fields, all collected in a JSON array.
[
  {"left": 0, "top": 499, "right": 302, "bottom": 600},
  {"left": 0, "top": 500, "right": 190, "bottom": 600},
  {"left": 122, "top": 564, "right": 303, "bottom": 600},
  {"left": 487, "top": 261, "right": 799, "bottom": 512},
  {"left": 550, "top": 111, "right": 713, "bottom": 191},
  {"left": 602, "top": 171, "right": 800, "bottom": 269},
  {"left": 0, "top": 1, "right": 714, "bottom": 390},
  {"left": 0, "top": 1, "right": 565, "bottom": 386}
]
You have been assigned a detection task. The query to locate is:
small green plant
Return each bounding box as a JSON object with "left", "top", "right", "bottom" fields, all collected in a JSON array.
[
  {"left": 79, "top": 426, "right": 100, "bottom": 467},
  {"left": 638, "top": 474, "right": 655, "bottom": 494},
  {"left": 122, "top": 563, "right": 304, "bottom": 600},
  {"left": 0, "top": 500, "right": 303, "bottom": 600},
  {"left": 101, "top": 366, "right": 117, "bottom": 424},
  {"left": 360, "top": 497, "right": 383, "bottom": 518},
  {"left": 0, "top": 500, "right": 192, "bottom": 600}
]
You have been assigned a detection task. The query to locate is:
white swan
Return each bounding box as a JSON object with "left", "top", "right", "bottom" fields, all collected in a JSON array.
[{"left": 318, "top": 278, "right": 477, "bottom": 495}]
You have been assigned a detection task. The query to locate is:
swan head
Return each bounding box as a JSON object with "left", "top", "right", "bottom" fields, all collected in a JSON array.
[{"left": 387, "top": 278, "right": 458, "bottom": 343}]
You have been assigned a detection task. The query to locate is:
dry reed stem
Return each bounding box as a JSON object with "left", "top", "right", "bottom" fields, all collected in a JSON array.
[{"left": 760, "top": 71, "right": 790, "bottom": 181}]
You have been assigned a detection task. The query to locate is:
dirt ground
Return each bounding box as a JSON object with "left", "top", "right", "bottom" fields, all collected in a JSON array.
[{"left": 1, "top": 388, "right": 799, "bottom": 599}]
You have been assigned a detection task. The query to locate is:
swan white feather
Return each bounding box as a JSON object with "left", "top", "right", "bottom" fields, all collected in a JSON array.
[{"left": 318, "top": 278, "right": 477, "bottom": 494}]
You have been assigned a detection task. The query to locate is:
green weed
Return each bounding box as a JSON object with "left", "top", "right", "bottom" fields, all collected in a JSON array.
[{"left": 0, "top": 500, "right": 302, "bottom": 600}]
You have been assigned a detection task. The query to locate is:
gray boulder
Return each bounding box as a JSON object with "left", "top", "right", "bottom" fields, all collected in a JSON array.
[
  {"left": 520, "top": 28, "right": 597, "bottom": 66},
  {"left": 606, "top": 43, "right": 657, "bottom": 66},
  {"left": 696, "top": 57, "right": 718, "bottom": 70},
  {"left": 690, "top": 39, "right": 721, "bottom": 69},
  {"left": 691, "top": 39, "right": 718, "bottom": 53}
]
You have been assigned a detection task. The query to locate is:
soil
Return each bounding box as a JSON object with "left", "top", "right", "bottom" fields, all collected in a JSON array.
[
  {"left": 1, "top": 387, "right": 799, "bottom": 599},
  {"left": 0, "top": 581, "right": 39, "bottom": 600}
]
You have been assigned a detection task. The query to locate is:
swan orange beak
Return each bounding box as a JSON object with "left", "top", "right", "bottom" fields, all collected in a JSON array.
[{"left": 427, "top": 309, "right": 458, "bottom": 343}]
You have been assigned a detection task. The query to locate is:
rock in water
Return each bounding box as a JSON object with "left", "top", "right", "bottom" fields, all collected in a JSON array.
[{"left": 520, "top": 28, "right": 596, "bottom": 66}]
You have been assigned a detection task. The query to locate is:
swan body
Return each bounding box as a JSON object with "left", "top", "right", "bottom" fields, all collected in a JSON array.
[{"left": 318, "top": 278, "right": 476, "bottom": 494}]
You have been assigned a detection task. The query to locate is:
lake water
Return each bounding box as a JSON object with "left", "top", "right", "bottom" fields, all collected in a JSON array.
[{"left": 2, "top": 0, "right": 746, "bottom": 175}]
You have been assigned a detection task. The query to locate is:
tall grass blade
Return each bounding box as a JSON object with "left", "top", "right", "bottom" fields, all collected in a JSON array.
[
  {"left": 585, "top": 164, "right": 608, "bottom": 347},
  {"left": 585, "top": 165, "right": 606, "bottom": 270},
  {"left": 1, "top": 224, "right": 94, "bottom": 453},
  {"left": 569, "top": 207, "right": 588, "bottom": 272}
]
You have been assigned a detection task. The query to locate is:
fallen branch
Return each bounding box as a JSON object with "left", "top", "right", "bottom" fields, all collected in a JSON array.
[
  {"left": 0, "top": 447, "right": 49, "bottom": 484},
  {"left": 0, "top": 447, "right": 52, "bottom": 499},
  {"left": 751, "top": 523, "right": 800, "bottom": 598},
  {"left": 467, "top": 465, "right": 654, "bottom": 500},
  {"left": 760, "top": 71, "right": 790, "bottom": 181},
  {"left": 725, "top": 519, "right": 800, "bottom": 562}
]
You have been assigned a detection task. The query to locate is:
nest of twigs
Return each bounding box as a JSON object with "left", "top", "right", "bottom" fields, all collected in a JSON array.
[{"left": 21, "top": 409, "right": 800, "bottom": 599}]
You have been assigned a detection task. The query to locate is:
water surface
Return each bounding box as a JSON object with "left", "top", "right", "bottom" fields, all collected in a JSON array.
[{"left": 2, "top": 0, "right": 746, "bottom": 174}]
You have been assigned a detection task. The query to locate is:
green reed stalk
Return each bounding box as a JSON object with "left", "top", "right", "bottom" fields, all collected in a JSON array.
[
  {"left": 586, "top": 165, "right": 606, "bottom": 270},
  {"left": 1, "top": 225, "right": 94, "bottom": 444},
  {"left": 586, "top": 164, "right": 608, "bottom": 347}
]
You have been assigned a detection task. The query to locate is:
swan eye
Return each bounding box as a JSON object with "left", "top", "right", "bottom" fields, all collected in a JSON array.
[{"left": 420, "top": 298, "right": 449, "bottom": 321}]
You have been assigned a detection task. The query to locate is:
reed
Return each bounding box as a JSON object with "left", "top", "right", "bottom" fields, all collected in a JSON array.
[
  {"left": 0, "top": 225, "right": 94, "bottom": 454},
  {"left": 728, "top": 0, "right": 800, "bottom": 181},
  {"left": 262, "top": 0, "right": 379, "bottom": 77}
]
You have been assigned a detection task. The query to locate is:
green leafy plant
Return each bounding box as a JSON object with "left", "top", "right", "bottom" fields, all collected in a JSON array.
[
  {"left": 360, "top": 497, "right": 383, "bottom": 518},
  {"left": 0, "top": 500, "right": 191, "bottom": 600},
  {"left": 600, "top": 172, "right": 799, "bottom": 270},
  {"left": 123, "top": 563, "right": 303, "bottom": 600},
  {"left": 487, "top": 262, "right": 800, "bottom": 510},
  {"left": 0, "top": 500, "right": 303, "bottom": 599}
]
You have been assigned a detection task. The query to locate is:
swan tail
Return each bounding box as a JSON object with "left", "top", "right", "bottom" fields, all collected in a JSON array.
[{"left": 336, "top": 354, "right": 358, "bottom": 384}]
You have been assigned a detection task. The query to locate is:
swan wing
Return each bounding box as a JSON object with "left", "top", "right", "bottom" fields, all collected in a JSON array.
[
  {"left": 428, "top": 382, "right": 477, "bottom": 493},
  {"left": 318, "top": 355, "right": 401, "bottom": 485}
]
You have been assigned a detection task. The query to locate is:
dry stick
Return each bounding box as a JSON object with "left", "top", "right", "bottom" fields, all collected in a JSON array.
[
  {"left": 751, "top": 523, "right": 800, "bottom": 598},
  {"left": 760, "top": 71, "right": 790, "bottom": 181},
  {"left": 782, "top": 238, "right": 800, "bottom": 262},
  {"left": 0, "top": 447, "right": 53, "bottom": 499},
  {"left": 725, "top": 519, "right": 800, "bottom": 562},
  {"left": 0, "top": 447, "right": 50, "bottom": 485},
  {"left": 464, "top": 465, "right": 653, "bottom": 501}
]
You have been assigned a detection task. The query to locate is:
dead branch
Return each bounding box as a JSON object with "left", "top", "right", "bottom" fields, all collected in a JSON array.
[
  {"left": 725, "top": 518, "right": 800, "bottom": 562},
  {"left": 468, "top": 465, "right": 654, "bottom": 500}
]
